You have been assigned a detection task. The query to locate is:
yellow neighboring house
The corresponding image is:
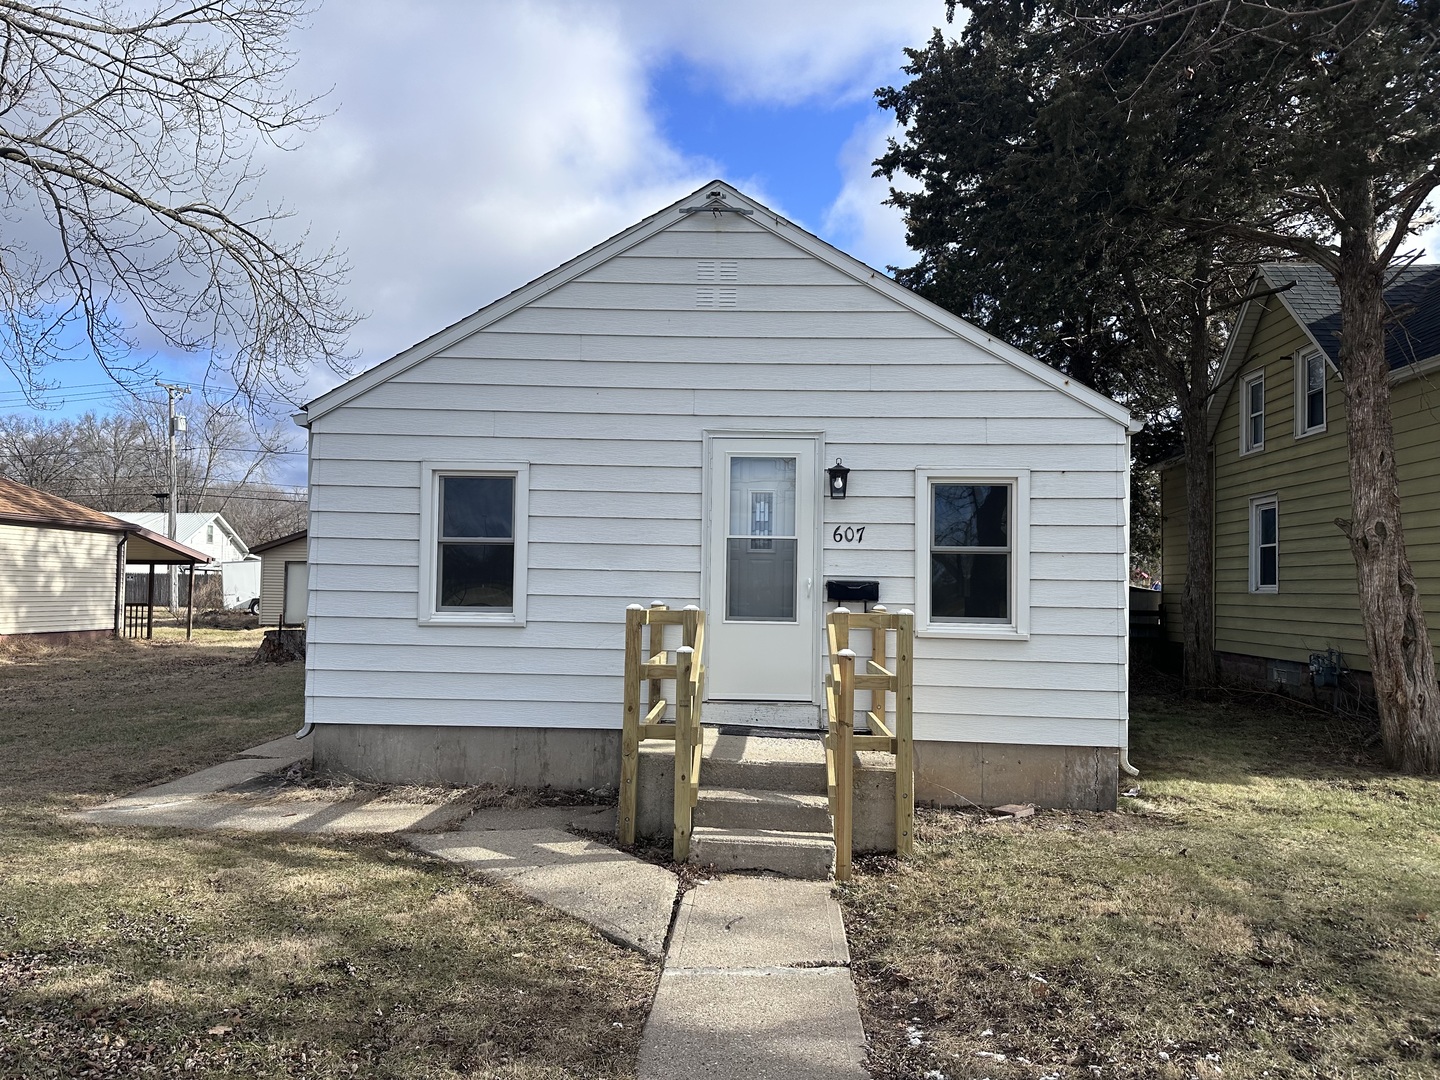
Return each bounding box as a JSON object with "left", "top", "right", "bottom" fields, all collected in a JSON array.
[{"left": 1162, "top": 261, "right": 1440, "bottom": 692}]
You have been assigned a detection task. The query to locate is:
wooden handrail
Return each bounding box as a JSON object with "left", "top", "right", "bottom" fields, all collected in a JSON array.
[
  {"left": 824, "top": 605, "right": 915, "bottom": 880},
  {"left": 618, "top": 602, "right": 706, "bottom": 854}
]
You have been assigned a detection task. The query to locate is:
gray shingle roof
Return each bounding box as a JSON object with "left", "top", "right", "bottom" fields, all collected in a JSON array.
[{"left": 1260, "top": 262, "right": 1440, "bottom": 371}]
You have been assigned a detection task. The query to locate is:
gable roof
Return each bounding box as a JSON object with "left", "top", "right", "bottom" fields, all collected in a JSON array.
[
  {"left": 299, "top": 180, "right": 1135, "bottom": 432},
  {"left": 0, "top": 478, "right": 210, "bottom": 562},
  {"left": 110, "top": 511, "right": 249, "bottom": 554},
  {"left": 251, "top": 529, "right": 306, "bottom": 553},
  {"left": 1207, "top": 260, "right": 1440, "bottom": 442}
]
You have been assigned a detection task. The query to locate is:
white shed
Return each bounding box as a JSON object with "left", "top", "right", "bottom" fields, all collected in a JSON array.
[{"left": 297, "top": 182, "right": 1136, "bottom": 809}]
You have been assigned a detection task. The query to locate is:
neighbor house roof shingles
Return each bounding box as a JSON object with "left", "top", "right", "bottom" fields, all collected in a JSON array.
[
  {"left": 1261, "top": 262, "right": 1440, "bottom": 371},
  {"left": 0, "top": 477, "right": 210, "bottom": 561}
]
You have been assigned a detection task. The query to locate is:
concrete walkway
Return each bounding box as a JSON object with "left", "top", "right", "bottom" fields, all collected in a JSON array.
[
  {"left": 75, "top": 743, "right": 874, "bottom": 1076},
  {"left": 639, "top": 876, "right": 869, "bottom": 1079}
]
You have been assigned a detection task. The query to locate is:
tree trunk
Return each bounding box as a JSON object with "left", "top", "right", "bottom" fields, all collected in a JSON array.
[
  {"left": 1180, "top": 403, "right": 1217, "bottom": 689},
  {"left": 1337, "top": 231, "right": 1440, "bottom": 773}
]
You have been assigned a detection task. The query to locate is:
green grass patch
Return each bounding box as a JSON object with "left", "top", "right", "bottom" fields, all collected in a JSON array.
[
  {"left": 844, "top": 694, "right": 1440, "bottom": 1080},
  {"left": 0, "top": 631, "right": 657, "bottom": 1078}
]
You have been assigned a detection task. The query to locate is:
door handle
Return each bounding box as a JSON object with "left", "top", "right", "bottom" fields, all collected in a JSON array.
[{"left": 806, "top": 577, "right": 813, "bottom": 597}]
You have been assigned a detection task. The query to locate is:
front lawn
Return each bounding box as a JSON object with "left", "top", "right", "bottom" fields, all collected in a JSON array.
[
  {"left": 846, "top": 693, "right": 1440, "bottom": 1080},
  {"left": 0, "top": 630, "right": 657, "bottom": 1079}
]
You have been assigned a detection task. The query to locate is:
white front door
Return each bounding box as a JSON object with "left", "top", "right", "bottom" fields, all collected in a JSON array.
[{"left": 705, "top": 437, "right": 818, "bottom": 702}]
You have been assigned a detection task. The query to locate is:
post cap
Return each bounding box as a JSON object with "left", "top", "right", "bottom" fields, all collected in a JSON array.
[
  {"left": 833, "top": 606, "right": 850, "bottom": 614},
  {"left": 626, "top": 603, "right": 644, "bottom": 610},
  {"left": 838, "top": 648, "right": 856, "bottom": 659}
]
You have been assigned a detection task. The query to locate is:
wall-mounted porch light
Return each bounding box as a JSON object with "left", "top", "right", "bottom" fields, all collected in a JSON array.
[{"left": 826, "top": 458, "right": 851, "bottom": 499}]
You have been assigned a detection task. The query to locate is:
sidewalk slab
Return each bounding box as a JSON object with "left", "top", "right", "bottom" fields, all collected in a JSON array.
[
  {"left": 118, "top": 758, "right": 285, "bottom": 799},
  {"left": 457, "top": 804, "right": 616, "bottom": 835},
  {"left": 408, "top": 827, "right": 676, "bottom": 959},
  {"left": 668, "top": 877, "right": 848, "bottom": 969},
  {"left": 236, "top": 735, "right": 312, "bottom": 761},
  {"left": 639, "top": 967, "right": 868, "bottom": 1080},
  {"left": 75, "top": 794, "right": 470, "bottom": 834}
]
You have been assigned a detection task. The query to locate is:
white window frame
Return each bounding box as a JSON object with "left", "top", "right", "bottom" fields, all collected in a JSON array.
[
  {"left": 1294, "top": 350, "right": 1328, "bottom": 438},
  {"left": 1249, "top": 494, "right": 1279, "bottom": 594},
  {"left": 1240, "top": 370, "right": 1265, "bottom": 455},
  {"left": 915, "top": 469, "right": 1030, "bottom": 640},
  {"left": 418, "top": 461, "right": 529, "bottom": 626}
]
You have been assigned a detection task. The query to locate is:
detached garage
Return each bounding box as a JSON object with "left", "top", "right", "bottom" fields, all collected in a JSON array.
[{"left": 0, "top": 478, "right": 210, "bottom": 641}]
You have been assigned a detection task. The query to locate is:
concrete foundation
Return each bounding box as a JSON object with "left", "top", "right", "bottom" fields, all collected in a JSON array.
[
  {"left": 312, "top": 725, "right": 1121, "bottom": 813},
  {"left": 914, "top": 741, "right": 1120, "bottom": 811},
  {"left": 311, "top": 723, "right": 620, "bottom": 790}
]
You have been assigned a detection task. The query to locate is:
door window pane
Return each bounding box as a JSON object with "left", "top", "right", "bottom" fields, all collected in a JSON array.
[
  {"left": 727, "top": 538, "right": 797, "bottom": 620},
  {"left": 726, "top": 456, "right": 797, "bottom": 621}
]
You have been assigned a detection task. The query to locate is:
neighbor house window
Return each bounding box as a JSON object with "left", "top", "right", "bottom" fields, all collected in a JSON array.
[
  {"left": 419, "top": 462, "right": 529, "bottom": 625},
  {"left": 207, "top": 524, "right": 214, "bottom": 543},
  {"left": 1295, "top": 351, "right": 1327, "bottom": 437},
  {"left": 1241, "top": 370, "right": 1265, "bottom": 454},
  {"left": 916, "top": 470, "right": 1030, "bottom": 637},
  {"left": 1250, "top": 495, "right": 1278, "bottom": 593}
]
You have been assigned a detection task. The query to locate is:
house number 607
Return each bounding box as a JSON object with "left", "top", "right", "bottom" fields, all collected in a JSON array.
[{"left": 831, "top": 526, "right": 865, "bottom": 544}]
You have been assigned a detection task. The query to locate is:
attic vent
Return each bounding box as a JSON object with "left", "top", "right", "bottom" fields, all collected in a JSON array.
[
  {"left": 697, "top": 286, "right": 715, "bottom": 307},
  {"left": 697, "top": 260, "right": 715, "bottom": 282},
  {"left": 718, "top": 260, "right": 738, "bottom": 282},
  {"left": 717, "top": 286, "right": 737, "bottom": 308}
]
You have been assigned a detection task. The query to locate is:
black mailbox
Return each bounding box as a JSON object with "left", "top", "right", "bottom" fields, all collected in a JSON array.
[{"left": 825, "top": 579, "right": 879, "bottom": 604}]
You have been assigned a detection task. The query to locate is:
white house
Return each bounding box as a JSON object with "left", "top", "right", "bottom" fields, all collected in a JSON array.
[
  {"left": 111, "top": 511, "right": 250, "bottom": 565},
  {"left": 296, "top": 182, "right": 1137, "bottom": 809}
]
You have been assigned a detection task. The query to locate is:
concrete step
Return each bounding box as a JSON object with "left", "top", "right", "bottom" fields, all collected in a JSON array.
[
  {"left": 701, "top": 730, "right": 828, "bottom": 795},
  {"left": 691, "top": 827, "right": 836, "bottom": 879},
  {"left": 694, "top": 787, "right": 832, "bottom": 833}
]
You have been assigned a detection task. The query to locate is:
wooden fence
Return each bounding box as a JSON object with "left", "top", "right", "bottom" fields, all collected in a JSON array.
[
  {"left": 825, "top": 605, "right": 915, "bottom": 880},
  {"left": 617, "top": 603, "right": 707, "bottom": 860}
]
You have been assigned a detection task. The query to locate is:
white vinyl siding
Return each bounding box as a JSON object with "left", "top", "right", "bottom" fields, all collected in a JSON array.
[
  {"left": 305, "top": 211, "right": 1129, "bottom": 747},
  {"left": 0, "top": 523, "right": 116, "bottom": 635}
]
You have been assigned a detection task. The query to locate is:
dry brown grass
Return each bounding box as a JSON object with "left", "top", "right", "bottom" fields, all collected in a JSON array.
[
  {"left": 844, "top": 693, "right": 1440, "bottom": 1080},
  {"left": 0, "top": 630, "right": 658, "bottom": 1078}
]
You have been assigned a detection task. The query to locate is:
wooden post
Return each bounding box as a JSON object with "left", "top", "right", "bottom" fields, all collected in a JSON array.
[
  {"left": 895, "top": 610, "right": 915, "bottom": 856},
  {"left": 185, "top": 563, "right": 196, "bottom": 640},
  {"left": 835, "top": 648, "right": 856, "bottom": 881},
  {"left": 871, "top": 605, "right": 888, "bottom": 736},
  {"left": 619, "top": 604, "right": 644, "bottom": 845},
  {"left": 145, "top": 563, "right": 156, "bottom": 639},
  {"left": 647, "top": 601, "right": 666, "bottom": 722},
  {"left": 673, "top": 644, "right": 696, "bottom": 862}
]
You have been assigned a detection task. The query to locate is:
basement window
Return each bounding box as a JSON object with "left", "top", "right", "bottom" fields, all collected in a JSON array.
[{"left": 419, "top": 462, "right": 529, "bottom": 625}]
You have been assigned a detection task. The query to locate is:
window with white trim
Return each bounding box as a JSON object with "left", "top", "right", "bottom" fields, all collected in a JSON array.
[
  {"left": 1241, "top": 370, "right": 1265, "bottom": 454},
  {"left": 916, "top": 470, "right": 1030, "bottom": 637},
  {"left": 419, "top": 462, "right": 528, "bottom": 625},
  {"left": 1295, "top": 351, "right": 1327, "bottom": 437},
  {"left": 1250, "top": 495, "right": 1278, "bottom": 593}
]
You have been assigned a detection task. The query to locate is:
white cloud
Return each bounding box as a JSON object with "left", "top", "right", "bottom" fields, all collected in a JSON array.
[{"left": 822, "top": 115, "right": 918, "bottom": 273}]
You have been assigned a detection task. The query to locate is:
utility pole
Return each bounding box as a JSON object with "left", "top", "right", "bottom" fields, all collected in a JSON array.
[{"left": 157, "top": 382, "right": 188, "bottom": 612}]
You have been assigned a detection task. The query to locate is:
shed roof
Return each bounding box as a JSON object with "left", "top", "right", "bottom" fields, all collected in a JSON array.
[
  {"left": 0, "top": 478, "right": 210, "bottom": 563},
  {"left": 298, "top": 180, "right": 1136, "bottom": 433}
]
